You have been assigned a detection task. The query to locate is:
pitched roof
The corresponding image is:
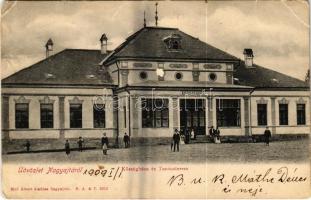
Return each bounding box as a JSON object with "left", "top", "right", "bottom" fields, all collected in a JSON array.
[
  {"left": 234, "top": 61, "right": 309, "bottom": 88},
  {"left": 104, "top": 26, "right": 239, "bottom": 63},
  {"left": 2, "top": 26, "right": 308, "bottom": 89},
  {"left": 2, "top": 49, "right": 113, "bottom": 86}
]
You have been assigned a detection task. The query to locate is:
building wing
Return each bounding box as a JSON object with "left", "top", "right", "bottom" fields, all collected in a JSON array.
[
  {"left": 234, "top": 61, "right": 309, "bottom": 89},
  {"left": 2, "top": 49, "right": 113, "bottom": 86}
]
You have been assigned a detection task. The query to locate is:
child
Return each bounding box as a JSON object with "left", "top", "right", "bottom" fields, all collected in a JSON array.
[
  {"left": 65, "top": 140, "right": 70, "bottom": 155},
  {"left": 101, "top": 133, "right": 109, "bottom": 155},
  {"left": 102, "top": 143, "right": 108, "bottom": 155}
]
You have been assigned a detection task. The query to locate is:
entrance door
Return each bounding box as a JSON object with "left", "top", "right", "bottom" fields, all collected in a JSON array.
[{"left": 179, "top": 99, "right": 206, "bottom": 135}]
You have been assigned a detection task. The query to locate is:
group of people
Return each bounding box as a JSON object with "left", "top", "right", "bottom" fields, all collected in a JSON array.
[
  {"left": 170, "top": 128, "right": 197, "bottom": 152},
  {"left": 64, "top": 132, "right": 131, "bottom": 156},
  {"left": 63, "top": 126, "right": 273, "bottom": 155}
]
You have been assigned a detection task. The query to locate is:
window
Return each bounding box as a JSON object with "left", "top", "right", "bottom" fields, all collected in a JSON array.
[
  {"left": 142, "top": 98, "right": 169, "bottom": 128},
  {"left": 257, "top": 104, "right": 267, "bottom": 126},
  {"left": 171, "top": 40, "right": 180, "bottom": 49},
  {"left": 209, "top": 73, "right": 217, "bottom": 81},
  {"left": 40, "top": 104, "right": 53, "bottom": 128},
  {"left": 70, "top": 104, "right": 82, "bottom": 128},
  {"left": 175, "top": 72, "right": 183, "bottom": 80},
  {"left": 139, "top": 71, "right": 148, "bottom": 80},
  {"left": 15, "top": 103, "right": 29, "bottom": 129},
  {"left": 216, "top": 99, "right": 241, "bottom": 127},
  {"left": 163, "top": 34, "right": 182, "bottom": 50},
  {"left": 93, "top": 104, "right": 105, "bottom": 128},
  {"left": 297, "top": 104, "right": 306, "bottom": 125},
  {"left": 279, "top": 104, "right": 288, "bottom": 125}
]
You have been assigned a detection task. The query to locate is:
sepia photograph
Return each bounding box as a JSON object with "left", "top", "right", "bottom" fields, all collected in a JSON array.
[{"left": 1, "top": 0, "right": 310, "bottom": 198}]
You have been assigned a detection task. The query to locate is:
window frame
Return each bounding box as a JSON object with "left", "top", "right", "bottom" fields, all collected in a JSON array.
[
  {"left": 279, "top": 103, "right": 288, "bottom": 125},
  {"left": 70, "top": 104, "right": 83, "bottom": 128},
  {"left": 257, "top": 103, "right": 267, "bottom": 126},
  {"left": 216, "top": 99, "right": 241, "bottom": 127},
  {"left": 93, "top": 104, "right": 105, "bottom": 128},
  {"left": 296, "top": 103, "right": 306, "bottom": 125},
  {"left": 141, "top": 98, "right": 169, "bottom": 128},
  {"left": 15, "top": 103, "right": 29, "bottom": 129},
  {"left": 40, "top": 103, "right": 54, "bottom": 128}
]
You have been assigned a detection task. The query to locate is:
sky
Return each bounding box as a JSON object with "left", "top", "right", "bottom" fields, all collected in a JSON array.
[{"left": 1, "top": 1, "right": 309, "bottom": 80}]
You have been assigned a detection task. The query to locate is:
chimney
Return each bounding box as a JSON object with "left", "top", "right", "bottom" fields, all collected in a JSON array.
[
  {"left": 243, "top": 48, "right": 254, "bottom": 68},
  {"left": 100, "top": 34, "right": 108, "bottom": 54},
  {"left": 45, "top": 38, "right": 54, "bottom": 58}
]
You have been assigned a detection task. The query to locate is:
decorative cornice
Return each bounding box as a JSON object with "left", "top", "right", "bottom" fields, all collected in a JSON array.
[
  {"left": 256, "top": 97, "right": 268, "bottom": 104},
  {"left": 39, "top": 96, "right": 55, "bottom": 104},
  {"left": 69, "top": 96, "right": 83, "bottom": 104},
  {"left": 296, "top": 97, "right": 306, "bottom": 104},
  {"left": 14, "top": 96, "right": 30, "bottom": 104},
  {"left": 92, "top": 96, "right": 106, "bottom": 105},
  {"left": 203, "top": 63, "right": 222, "bottom": 70},
  {"left": 278, "top": 97, "right": 289, "bottom": 104},
  {"left": 169, "top": 63, "right": 188, "bottom": 68},
  {"left": 133, "top": 62, "right": 153, "bottom": 68}
]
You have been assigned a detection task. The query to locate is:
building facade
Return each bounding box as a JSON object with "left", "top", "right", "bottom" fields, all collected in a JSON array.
[{"left": 2, "top": 26, "right": 310, "bottom": 142}]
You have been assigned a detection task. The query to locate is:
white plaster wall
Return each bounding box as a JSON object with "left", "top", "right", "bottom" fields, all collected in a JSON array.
[
  {"left": 275, "top": 96, "right": 310, "bottom": 126},
  {"left": 114, "top": 60, "right": 233, "bottom": 85},
  {"left": 275, "top": 126, "right": 310, "bottom": 134},
  {"left": 164, "top": 71, "right": 193, "bottom": 82},
  {"left": 251, "top": 126, "right": 310, "bottom": 135},
  {"left": 9, "top": 130, "right": 59, "bottom": 139},
  {"left": 250, "top": 97, "right": 272, "bottom": 127},
  {"left": 250, "top": 95, "right": 310, "bottom": 134},
  {"left": 9, "top": 95, "right": 59, "bottom": 130},
  {"left": 217, "top": 128, "right": 244, "bottom": 136},
  {"left": 199, "top": 71, "right": 227, "bottom": 83},
  {"left": 138, "top": 128, "right": 172, "bottom": 137},
  {"left": 64, "top": 95, "right": 114, "bottom": 129},
  {"left": 64, "top": 129, "right": 114, "bottom": 138}
]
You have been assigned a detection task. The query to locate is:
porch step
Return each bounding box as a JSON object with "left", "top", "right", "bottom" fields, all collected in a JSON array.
[{"left": 189, "top": 135, "right": 213, "bottom": 143}]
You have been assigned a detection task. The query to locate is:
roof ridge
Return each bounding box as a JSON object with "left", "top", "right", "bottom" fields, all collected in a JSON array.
[
  {"left": 145, "top": 26, "right": 178, "bottom": 30},
  {"left": 102, "top": 27, "right": 146, "bottom": 63},
  {"left": 64, "top": 48, "right": 100, "bottom": 51}
]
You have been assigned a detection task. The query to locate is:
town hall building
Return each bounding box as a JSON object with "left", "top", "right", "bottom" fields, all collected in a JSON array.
[{"left": 2, "top": 25, "right": 310, "bottom": 146}]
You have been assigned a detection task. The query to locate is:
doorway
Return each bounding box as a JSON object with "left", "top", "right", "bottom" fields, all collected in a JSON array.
[{"left": 179, "top": 99, "right": 206, "bottom": 135}]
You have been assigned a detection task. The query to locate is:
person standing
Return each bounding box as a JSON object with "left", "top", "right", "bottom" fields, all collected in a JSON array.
[
  {"left": 101, "top": 133, "right": 109, "bottom": 155},
  {"left": 190, "top": 128, "right": 195, "bottom": 140},
  {"left": 264, "top": 126, "right": 272, "bottom": 146},
  {"left": 65, "top": 140, "right": 70, "bottom": 155},
  {"left": 77, "top": 136, "right": 84, "bottom": 152},
  {"left": 25, "top": 140, "right": 30, "bottom": 152},
  {"left": 123, "top": 133, "right": 130, "bottom": 148},
  {"left": 214, "top": 127, "right": 221, "bottom": 144},
  {"left": 209, "top": 126, "right": 214, "bottom": 137},
  {"left": 173, "top": 129, "right": 180, "bottom": 152},
  {"left": 185, "top": 128, "right": 190, "bottom": 144}
]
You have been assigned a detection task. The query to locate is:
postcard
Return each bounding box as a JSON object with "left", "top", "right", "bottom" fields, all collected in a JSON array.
[{"left": 1, "top": 0, "right": 310, "bottom": 198}]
